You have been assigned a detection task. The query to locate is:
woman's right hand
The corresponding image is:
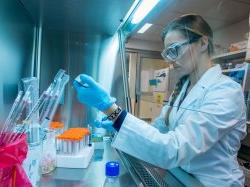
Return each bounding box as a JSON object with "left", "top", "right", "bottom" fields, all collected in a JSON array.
[{"left": 73, "top": 74, "right": 116, "bottom": 111}]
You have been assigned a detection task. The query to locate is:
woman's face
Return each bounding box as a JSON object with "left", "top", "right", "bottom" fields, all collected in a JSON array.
[{"left": 163, "top": 30, "right": 200, "bottom": 79}]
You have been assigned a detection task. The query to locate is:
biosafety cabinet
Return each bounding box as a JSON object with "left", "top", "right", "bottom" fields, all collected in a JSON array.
[
  {"left": 0, "top": 0, "right": 204, "bottom": 186},
  {"left": 1, "top": 0, "right": 250, "bottom": 186}
]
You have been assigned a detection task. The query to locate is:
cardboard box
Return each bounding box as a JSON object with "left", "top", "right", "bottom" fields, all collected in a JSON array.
[
  {"left": 153, "top": 92, "right": 166, "bottom": 104},
  {"left": 229, "top": 40, "right": 248, "bottom": 52}
]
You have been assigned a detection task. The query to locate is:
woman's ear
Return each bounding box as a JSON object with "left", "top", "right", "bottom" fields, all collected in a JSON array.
[{"left": 200, "top": 36, "right": 208, "bottom": 52}]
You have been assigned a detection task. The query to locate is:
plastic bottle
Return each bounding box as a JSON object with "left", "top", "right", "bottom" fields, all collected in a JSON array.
[{"left": 103, "top": 161, "right": 120, "bottom": 187}]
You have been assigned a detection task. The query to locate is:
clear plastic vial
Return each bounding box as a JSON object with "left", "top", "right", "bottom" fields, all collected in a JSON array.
[{"left": 103, "top": 161, "right": 120, "bottom": 187}]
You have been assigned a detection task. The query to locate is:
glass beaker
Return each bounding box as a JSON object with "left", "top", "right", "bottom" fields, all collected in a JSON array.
[
  {"left": 39, "top": 129, "right": 57, "bottom": 174},
  {"left": 22, "top": 142, "right": 42, "bottom": 187}
]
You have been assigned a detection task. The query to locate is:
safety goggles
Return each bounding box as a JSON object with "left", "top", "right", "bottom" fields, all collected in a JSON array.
[
  {"left": 161, "top": 36, "right": 201, "bottom": 62},
  {"left": 161, "top": 40, "right": 190, "bottom": 62}
]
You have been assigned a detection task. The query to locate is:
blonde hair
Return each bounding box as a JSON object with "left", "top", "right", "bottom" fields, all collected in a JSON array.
[{"left": 165, "top": 76, "right": 189, "bottom": 126}]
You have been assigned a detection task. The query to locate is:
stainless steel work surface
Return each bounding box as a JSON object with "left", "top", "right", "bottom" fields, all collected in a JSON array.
[{"left": 40, "top": 141, "right": 137, "bottom": 187}]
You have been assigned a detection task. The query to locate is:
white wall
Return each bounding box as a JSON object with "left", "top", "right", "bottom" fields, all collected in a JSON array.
[
  {"left": 126, "top": 38, "right": 164, "bottom": 52},
  {"left": 126, "top": 18, "right": 249, "bottom": 53},
  {"left": 214, "top": 18, "right": 249, "bottom": 49}
]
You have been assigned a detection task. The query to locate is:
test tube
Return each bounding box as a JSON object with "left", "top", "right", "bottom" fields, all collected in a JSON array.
[
  {"left": 76, "top": 140, "right": 80, "bottom": 153},
  {"left": 86, "top": 135, "right": 89, "bottom": 146},
  {"left": 80, "top": 137, "right": 83, "bottom": 150},
  {"left": 71, "top": 140, "right": 76, "bottom": 154},
  {"left": 56, "top": 138, "right": 60, "bottom": 152},
  {"left": 83, "top": 136, "right": 86, "bottom": 147},
  {"left": 59, "top": 139, "right": 63, "bottom": 154},
  {"left": 87, "top": 125, "right": 92, "bottom": 146},
  {"left": 78, "top": 140, "right": 80, "bottom": 153},
  {"left": 83, "top": 136, "right": 85, "bottom": 147},
  {"left": 63, "top": 140, "right": 67, "bottom": 154},
  {"left": 68, "top": 140, "right": 72, "bottom": 154},
  {"left": 72, "top": 140, "right": 75, "bottom": 154}
]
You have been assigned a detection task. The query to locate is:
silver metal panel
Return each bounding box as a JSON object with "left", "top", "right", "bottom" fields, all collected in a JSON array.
[
  {"left": 40, "top": 30, "right": 99, "bottom": 127},
  {"left": 0, "top": 0, "right": 34, "bottom": 124},
  {"left": 20, "top": 0, "right": 134, "bottom": 35},
  {"left": 39, "top": 29, "right": 128, "bottom": 128},
  {"left": 23, "top": 0, "right": 135, "bottom": 127}
]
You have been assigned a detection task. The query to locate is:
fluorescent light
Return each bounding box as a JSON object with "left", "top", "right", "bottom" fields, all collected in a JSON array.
[
  {"left": 131, "top": 0, "right": 160, "bottom": 24},
  {"left": 137, "top": 23, "right": 153, "bottom": 33}
]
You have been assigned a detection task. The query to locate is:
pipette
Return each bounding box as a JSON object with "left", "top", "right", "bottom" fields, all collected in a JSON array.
[
  {"left": 47, "top": 74, "right": 69, "bottom": 119},
  {"left": 12, "top": 90, "right": 51, "bottom": 142},
  {"left": 39, "top": 70, "right": 66, "bottom": 123},
  {"left": 24, "top": 90, "right": 49, "bottom": 122},
  {"left": 4, "top": 86, "right": 32, "bottom": 143},
  {"left": 74, "top": 75, "right": 89, "bottom": 88},
  {"left": 0, "top": 91, "right": 23, "bottom": 145},
  {"left": 41, "top": 74, "right": 69, "bottom": 128},
  {"left": 9, "top": 70, "right": 70, "bottom": 142},
  {"left": 39, "top": 75, "right": 63, "bottom": 124},
  {"left": 12, "top": 86, "right": 32, "bottom": 123},
  {"left": 54, "top": 69, "right": 66, "bottom": 83},
  {"left": 39, "top": 91, "right": 54, "bottom": 124},
  {"left": 0, "top": 91, "right": 23, "bottom": 133}
]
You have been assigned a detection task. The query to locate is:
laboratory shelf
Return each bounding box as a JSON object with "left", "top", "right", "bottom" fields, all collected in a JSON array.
[
  {"left": 222, "top": 68, "right": 245, "bottom": 73},
  {"left": 212, "top": 49, "right": 246, "bottom": 62}
]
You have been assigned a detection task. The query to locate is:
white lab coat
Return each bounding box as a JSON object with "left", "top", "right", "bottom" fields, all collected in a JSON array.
[{"left": 112, "top": 65, "right": 247, "bottom": 187}]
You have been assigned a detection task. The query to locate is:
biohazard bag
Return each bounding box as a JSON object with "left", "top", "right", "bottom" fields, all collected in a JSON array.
[{"left": 0, "top": 133, "right": 31, "bottom": 187}]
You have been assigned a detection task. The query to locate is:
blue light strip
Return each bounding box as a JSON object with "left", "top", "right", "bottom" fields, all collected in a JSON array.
[
  {"left": 137, "top": 23, "right": 153, "bottom": 33},
  {"left": 131, "top": 0, "right": 160, "bottom": 24}
]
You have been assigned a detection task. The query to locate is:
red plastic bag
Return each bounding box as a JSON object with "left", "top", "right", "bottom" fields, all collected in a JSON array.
[{"left": 0, "top": 133, "right": 31, "bottom": 187}]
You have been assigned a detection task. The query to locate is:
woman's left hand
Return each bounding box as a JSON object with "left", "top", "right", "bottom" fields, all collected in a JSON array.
[{"left": 94, "top": 117, "right": 114, "bottom": 131}]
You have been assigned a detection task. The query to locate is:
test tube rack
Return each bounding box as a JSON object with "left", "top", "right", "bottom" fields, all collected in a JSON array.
[{"left": 56, "top": 128, "right": 94, "bottom": 168}]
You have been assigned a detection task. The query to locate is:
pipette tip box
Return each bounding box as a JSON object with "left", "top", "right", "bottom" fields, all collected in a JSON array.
[{"left": 56, "top": 144, "right": 94, "bottom": 168}]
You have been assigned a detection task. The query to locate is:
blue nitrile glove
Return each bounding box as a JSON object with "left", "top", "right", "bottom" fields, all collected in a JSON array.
[
  {"left": 94, "top": 117, "right": 114, "bottom": 131},
  {"left": 73, "top": 74, "right": 116, "bottom": 111}
]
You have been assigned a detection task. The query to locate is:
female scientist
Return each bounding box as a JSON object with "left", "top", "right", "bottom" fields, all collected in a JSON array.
[{"left": 73, "top": 14, "right": 247, "bottom": 186}]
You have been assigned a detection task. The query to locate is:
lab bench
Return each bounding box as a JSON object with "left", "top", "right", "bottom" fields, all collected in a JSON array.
[
  {"left": 40, "top": 140, "right": 203, "bottom": 187},
  {"left": 40, "top": 140, "right": 136, "bottom": 187}
]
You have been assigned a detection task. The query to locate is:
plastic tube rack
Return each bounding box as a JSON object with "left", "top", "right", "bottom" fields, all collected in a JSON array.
[
  {"left": 56, "top": 128, "right": 90, "bottom": 155},
  {"left": 56, "top": 128, "right": 94, "bottom": 168}
]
